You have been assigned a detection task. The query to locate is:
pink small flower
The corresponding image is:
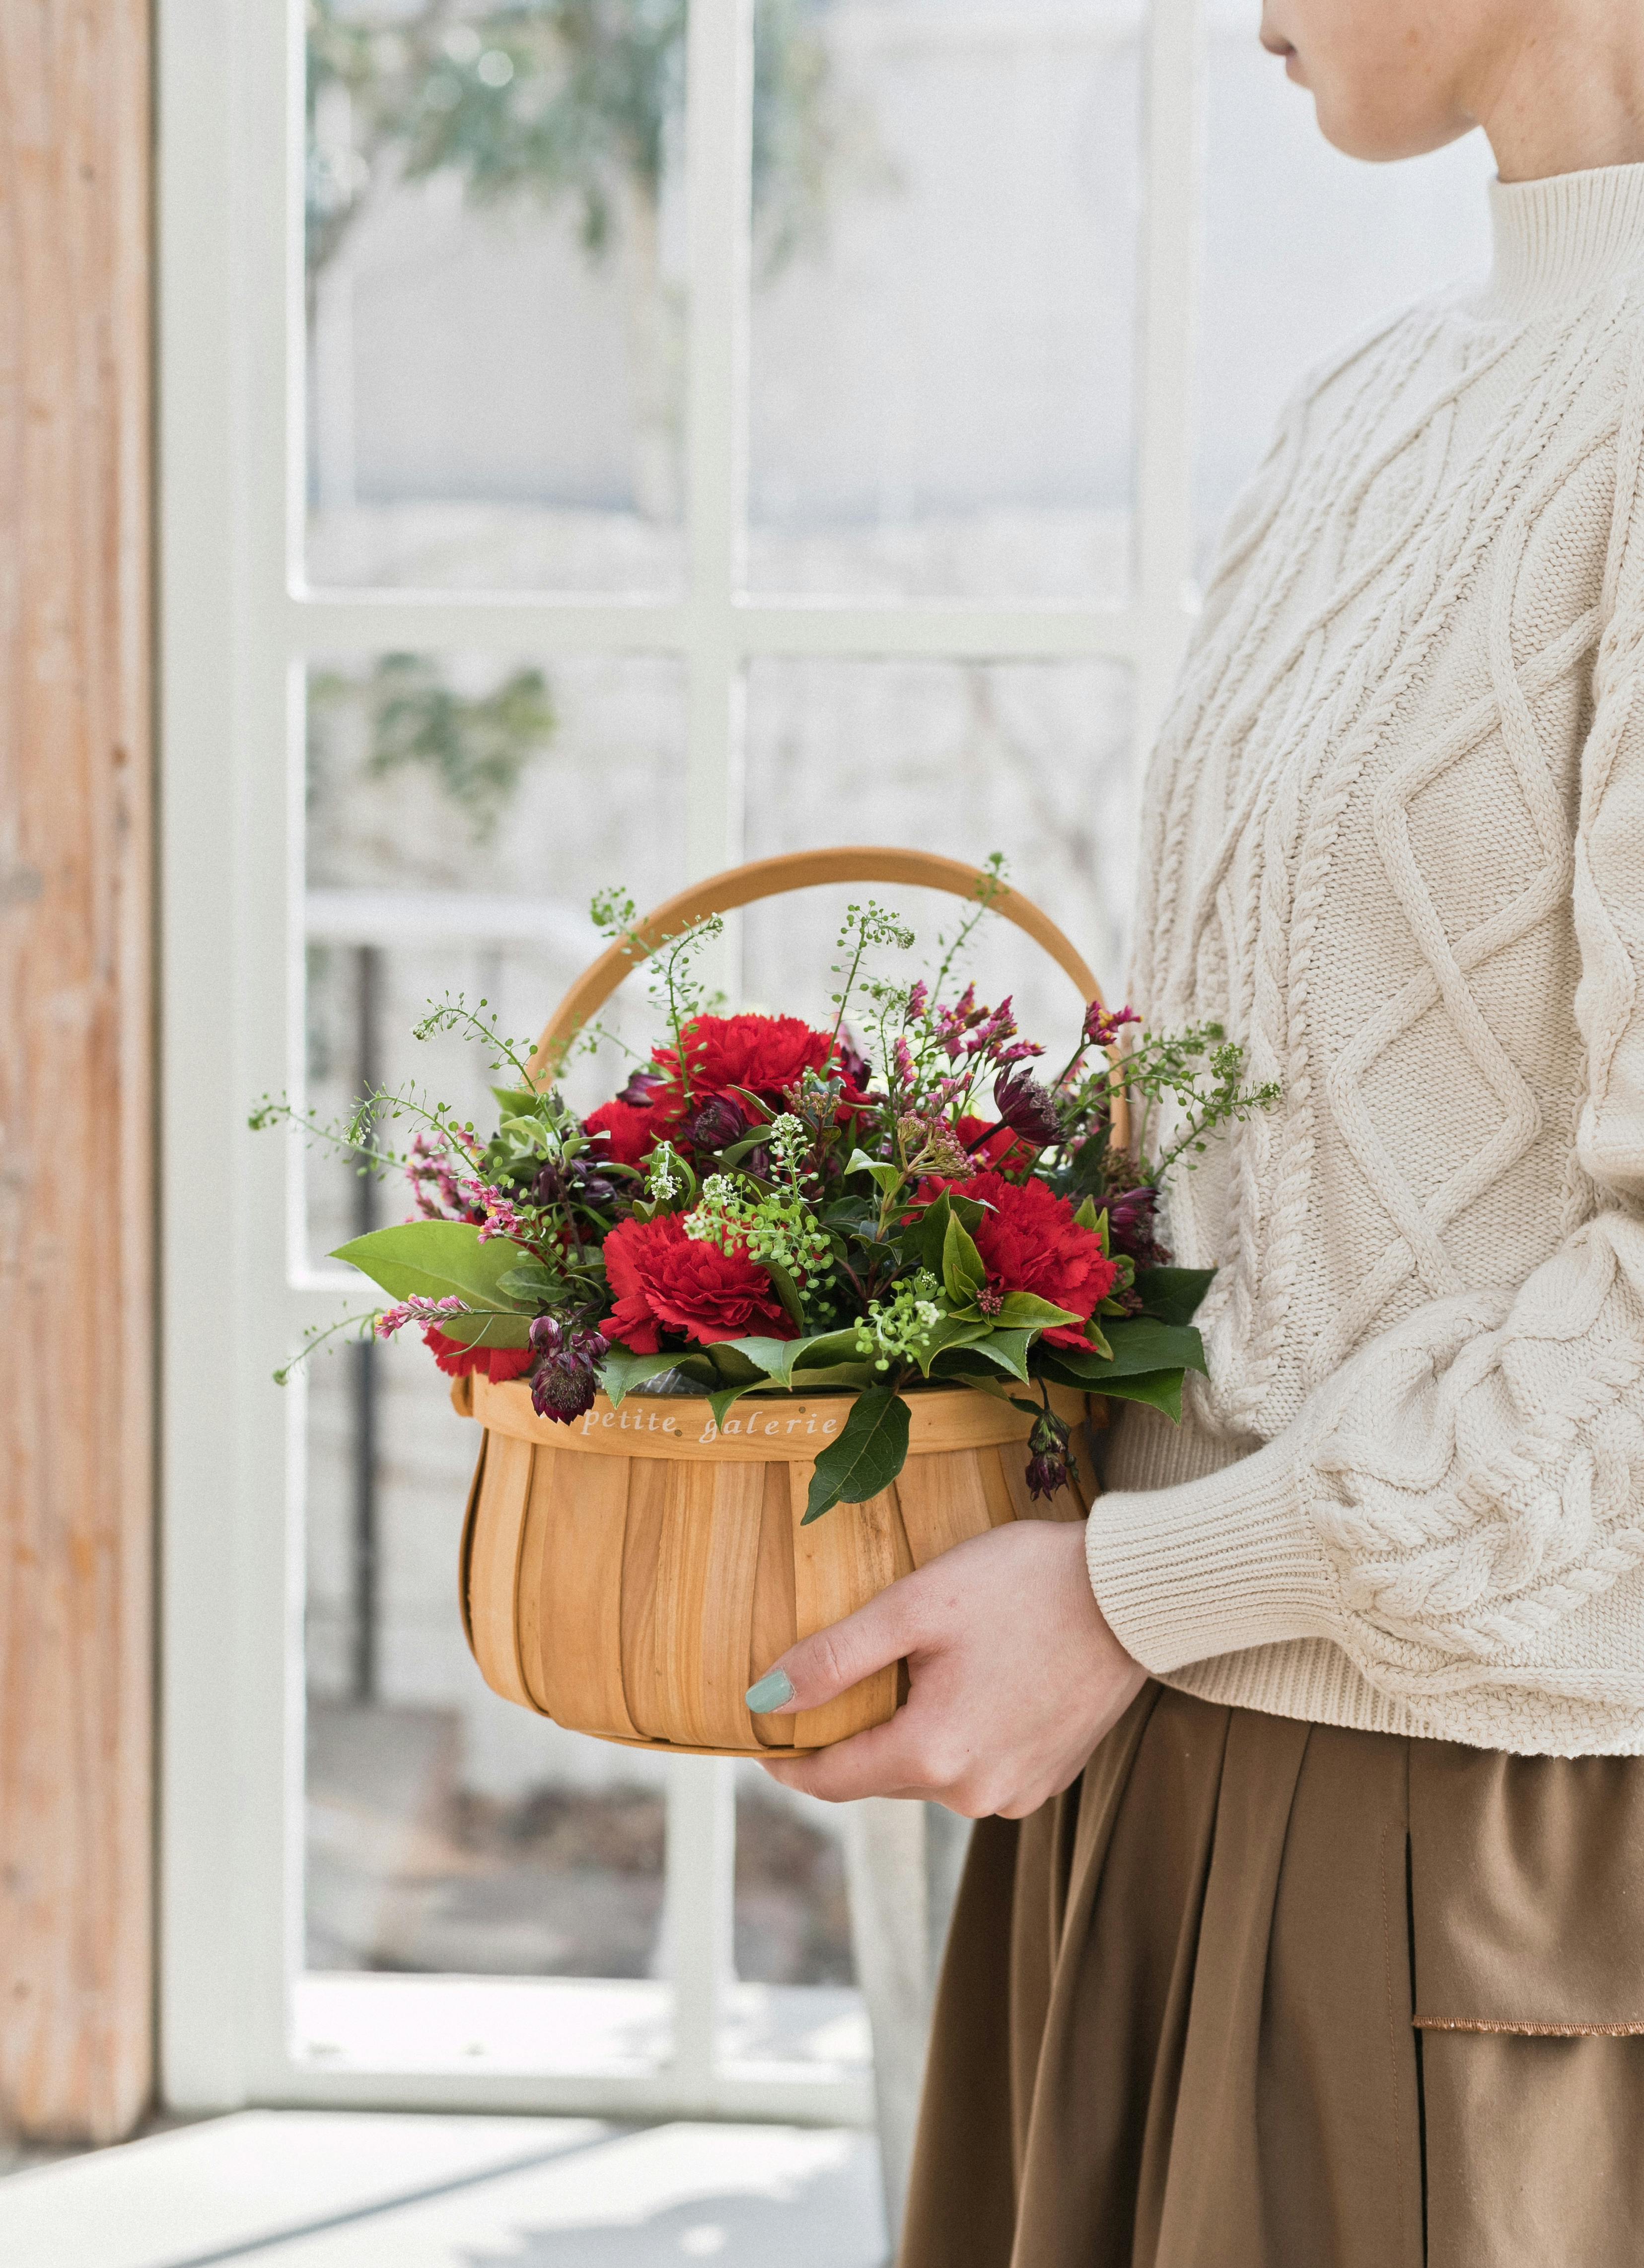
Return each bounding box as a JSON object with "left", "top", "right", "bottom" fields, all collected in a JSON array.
[{"left": 1084, "top": 1001, "right": 1140, "bottom": 1051}]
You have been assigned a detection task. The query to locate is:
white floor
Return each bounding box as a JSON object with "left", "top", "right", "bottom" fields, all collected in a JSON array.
[{"left": 0, "top": 2112, "right": 886, "bottom": 2268}]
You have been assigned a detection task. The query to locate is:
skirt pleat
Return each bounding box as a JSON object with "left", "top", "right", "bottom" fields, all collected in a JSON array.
[{"left": 900, "top": 1681, "right": 1644, "bottom": 2268}]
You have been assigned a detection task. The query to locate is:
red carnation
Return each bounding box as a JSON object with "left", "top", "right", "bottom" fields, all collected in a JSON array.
[
  {"left": 955, "top": 1114, "right": 1040, "bottom": 1178},
  {"left": 938, "top": 1169, "right": 1118, "bottom": 1348},
  {"left": 654, "top": 1013, "right": 840, "bottom": 1109},
  {"left": 602, "top": 1213, "right": 797, "bottom": 1352},
  {"left": 584, "top": 1097, "right": 665, "bottom": 1169},
  {"left": 423, "top": 1328, "right": 536, "bottom": 1382}
]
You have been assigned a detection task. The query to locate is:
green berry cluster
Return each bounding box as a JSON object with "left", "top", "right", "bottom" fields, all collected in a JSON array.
[
  {"left": 854, "top": 1271, "right": 942, "bottom": 1372},
  {"left": 685, "top": 1171, "right": 834, "bottom": 1289}
]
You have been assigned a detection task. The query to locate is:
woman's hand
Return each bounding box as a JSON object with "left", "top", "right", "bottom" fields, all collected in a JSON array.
[{"left": 749, "top": 1518, "right": 1147, "bottom": 1818}]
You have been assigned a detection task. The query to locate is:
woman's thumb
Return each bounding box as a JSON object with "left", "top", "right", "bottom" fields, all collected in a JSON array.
[{"left": 745, "top": 1581, "right": 915, "bottom": 1716}]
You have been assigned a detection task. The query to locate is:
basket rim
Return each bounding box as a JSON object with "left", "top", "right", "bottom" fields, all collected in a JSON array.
[{"left": 464, "top": 1371, "right": 1089, "bottom": 1462}]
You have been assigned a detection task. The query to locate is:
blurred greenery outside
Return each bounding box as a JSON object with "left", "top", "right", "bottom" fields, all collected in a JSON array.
[{"left": 305, "top": 0, "right": 880, "bottom": 824}]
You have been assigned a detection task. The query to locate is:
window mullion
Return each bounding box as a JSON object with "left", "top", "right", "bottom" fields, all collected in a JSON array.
[
  {"left": 1133, "top": 0, "right": 1204, "bottom": 757},
  {"left": 683, "top": 0, "right": 755, "bottom": 888}
]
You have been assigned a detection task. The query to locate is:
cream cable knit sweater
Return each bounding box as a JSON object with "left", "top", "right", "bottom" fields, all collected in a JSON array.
[{"left": 1086, "top": 163, "right": 1644, "bottom": 1757}]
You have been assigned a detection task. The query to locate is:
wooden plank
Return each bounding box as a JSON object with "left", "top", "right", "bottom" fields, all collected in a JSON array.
[
  {"left": 618, "top": 1458, "right": 674, "bottom": 1740},
  {"left": 0, "top": 0, "right": 153, "bottom": 2144},
  {"left": 748, "top": 1463, "right": 798, "bottom": 1748},
  {"left": 892, "top": 1448, "right": 995, "bottom": 1569},
  {"left": 464, "top": 1434, "right": 537, "bottom": 1710},
  {"left": 790, "top": 1472, "right": 903, "bottom": 1750},
  {"left": 520, "top": 1449, "right": 640, "bottom": 1740}
]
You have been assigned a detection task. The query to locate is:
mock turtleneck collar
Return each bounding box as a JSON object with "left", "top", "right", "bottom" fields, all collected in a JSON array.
[{"left": 1480, "top": 162, "right": 1644, "bottom": 318}]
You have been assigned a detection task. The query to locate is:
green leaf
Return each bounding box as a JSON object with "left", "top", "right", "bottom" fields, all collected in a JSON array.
[
  {"left": 1032, "top": 1352, "right": 1188, "bottom": 1421},
  {"left": 495, "top": 1263, "right": 563, "bottom": 1303},
  {"left": 1072, "top": 1193, "right": 1105, "bottom": 1242},
  {"left": 941, "top": 1212, "right": 988, "bottom": 1306},
  {"left": 331, "top": 1221, "right": 534, "bottom": 1312},
  {"left": 708, "top": 1380, "right": 758, "bottom": 1430},
  {"left": 989, "top": 1291, "right": 1080, "bottom": 1330},
  {"left": 434, "top": 1310, "right": 532, "bottom": 1351},
  {"left": 803, "top": 1386, "right": 912, "bottom": 1524},
  {"left": 761, "top": 1258, "right": 807, "bottom": 1331},
  {"left": 846, "top": 1148, "right": 905, "bottom": 1197},
  {"left": 907, "top": 1316, "right": 991, "bottom": 1378},
  {"left": 1095, "top": 1369, "right": 1187, "bottom": 1420},
  {"left": 1101, "top": 1318, "right": 1208, "bottom": 1378},
  {"left": 898, "top": 1188, "right": 984, "bottom": 1277},
  {"left": 956, "top": 1326, "right": 1032, "bottom": 1382},
  {"left": 788, "top": 1327, "right": 870, "bottom": 1376},
  {"left": 1133, "top": 1267, "right": 1215, "bottom": 1327},
  {"left": 719, "top": 1335, "right": 799, "bottom": 1380},
  {"left": 703, "top": 1341, "right": 769, "bottom": 1386},
  {"left": 600, "top": 1347, "right": 688, "bottom": 1408}
]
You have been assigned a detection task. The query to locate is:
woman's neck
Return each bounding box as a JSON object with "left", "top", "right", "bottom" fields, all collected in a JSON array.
[{"left": 1469, "top": 1, "right": 1644, "bottom": 183}]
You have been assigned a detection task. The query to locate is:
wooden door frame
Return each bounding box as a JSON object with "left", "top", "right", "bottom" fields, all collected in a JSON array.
[{"left": 0, "top": 0, "right": 155, "bottom": 2144}]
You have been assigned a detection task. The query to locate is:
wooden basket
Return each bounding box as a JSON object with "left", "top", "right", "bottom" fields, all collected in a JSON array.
[{"left": 456, "top": 847, "right": 1119, "bottom": 1759}]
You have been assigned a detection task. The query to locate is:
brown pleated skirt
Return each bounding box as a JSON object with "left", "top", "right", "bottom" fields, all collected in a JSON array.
[{"left": 900, "top": 1682, "right": 1644, "bottom": 2268}]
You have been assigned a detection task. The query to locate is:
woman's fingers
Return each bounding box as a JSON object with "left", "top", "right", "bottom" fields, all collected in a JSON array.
[
  {"left": 759, "top": 1704, "right": 941, "bottom": 1804},
  {"left": 745, "top": 1573, "right": 922, "bottom": 1718}
]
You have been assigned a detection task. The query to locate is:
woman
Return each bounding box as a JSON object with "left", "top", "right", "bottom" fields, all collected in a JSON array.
[{"left": 746, "top": 2, "right": 1644, "bottom": 2262}]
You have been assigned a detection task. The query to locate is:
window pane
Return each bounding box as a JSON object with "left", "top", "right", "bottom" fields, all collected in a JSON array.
[
  {"left": 304, "top": 4, "right": 688, "bottom": 593},
  {"left": 741, "top": 657, "right": 1135, "bottom": 1042},
  {"left": 304, "top": 1343, "right": 671, "bottom": 1983},
  {"left": 748, "top": 0, "right": 1141, "bottom": 602},
  {"left": 301, "top": 650, "right": 686, "bottom": 1270},
  {"left": 299, "top": 651, "right": 686, "bottom": 1988},
  {"left": 1194, "top": 8, "right": 1494, "bottom": 565},
  {"left": 727, "top": 1763, "right": 870, "bottom": 2073}
]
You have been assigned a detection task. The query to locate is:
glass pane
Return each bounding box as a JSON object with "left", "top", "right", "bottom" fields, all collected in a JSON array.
[
  {"left": 301, "top": 650, "right": 687, "bottom": 1268},
  {"left": 1195, "top": 5, "right": 1495, "bottom": 566},
  {"left": 304, "top": 1344, "right": 671, "bottom": 1981},
  {"left": 733, "top": 1766, "right": 854, "bottom": 1986},
  {"left": 300, "top": 651, "right": 687, "bottom": 1987},
  {"left": 748, "top": 0, "right": 1141, "bottom": 602},
  {"left": 304, "top": 4, "right": 687, "bottom": 593},
  {"left": 741, "top": 657, "right": 1135, "bottom": 1047},
  {"left": 727, "top": 1763, "right": 870, "bottom": 2072}
]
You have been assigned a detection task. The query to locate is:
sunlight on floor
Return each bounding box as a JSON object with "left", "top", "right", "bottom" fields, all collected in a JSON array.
[{"left": 0, "top": 2112, "right": 886, "bottom": 2268}]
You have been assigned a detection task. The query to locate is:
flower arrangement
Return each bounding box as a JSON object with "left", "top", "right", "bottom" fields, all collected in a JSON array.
[{"left": 257, "top": 871, "right": 1276, "bottom": 1523}]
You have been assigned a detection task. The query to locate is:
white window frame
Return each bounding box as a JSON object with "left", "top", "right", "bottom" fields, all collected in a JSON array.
[{"left": 158, "top": 0, "right": 1202, "bottom": 2119}]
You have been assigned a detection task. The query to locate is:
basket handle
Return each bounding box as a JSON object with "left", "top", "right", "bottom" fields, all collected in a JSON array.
[{"left": 530, "top": 845, "right": 1128, "bottom": 1147}]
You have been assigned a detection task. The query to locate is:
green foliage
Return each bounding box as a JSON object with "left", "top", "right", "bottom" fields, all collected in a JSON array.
[
  {"left": 803, "top": 1385, "right": 911, "bottom": 1524},
  {"left": 331, "top": 1219, "right": 539, "bottom": 1345},
  {"left": 308, "top": 655, "right": 558, "bottom": 843},
  {"left": 307, "top": 0, "right": 848, "bottom": 276}
]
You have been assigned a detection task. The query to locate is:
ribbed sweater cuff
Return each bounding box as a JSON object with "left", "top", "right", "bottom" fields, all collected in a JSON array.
[{"left": 1084, "top": 1436, "right": 1339, "bottom": 1674}]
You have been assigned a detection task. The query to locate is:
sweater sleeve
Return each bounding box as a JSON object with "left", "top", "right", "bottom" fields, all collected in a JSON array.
[{"left": 1086, "top": 522, "right": 1644, "bottom": 1714}]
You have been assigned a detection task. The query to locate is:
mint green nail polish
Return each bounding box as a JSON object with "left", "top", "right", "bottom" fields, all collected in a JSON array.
[{"left": 746, "top": 1668, "right": 794, "bottom": 1713}]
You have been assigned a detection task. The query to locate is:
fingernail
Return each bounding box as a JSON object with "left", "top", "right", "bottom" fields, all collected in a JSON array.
[{"left": 746, "top": 1668, "right": 795, "bottom": 1714}]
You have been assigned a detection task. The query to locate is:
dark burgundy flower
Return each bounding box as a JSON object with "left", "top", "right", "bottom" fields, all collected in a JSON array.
[
  {"left": 528, "top": 1315, "right": 608, "bottom": 1423},
  {"left": 618, "top": 1065, "right": 668, "bottom": 1107},
  {"left": 1108, "top": 1181, "right": 1169, "bottom": 1270},
  {"left": 992, "top": 1066, "right": 1063, "bottom": 1148},
  {"left": 1024, "top": 1406, "right": 1073, "bottom": 1502},
  {"left": 534, "top": 1157, "right": 619, "bottom": 1212},
  {"left": 684, "top": 1093, "right": 747, "bottom": 1152}
]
